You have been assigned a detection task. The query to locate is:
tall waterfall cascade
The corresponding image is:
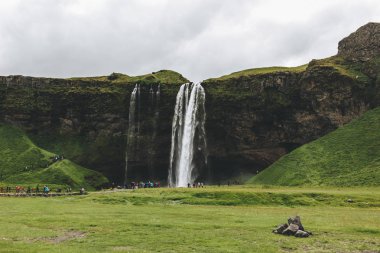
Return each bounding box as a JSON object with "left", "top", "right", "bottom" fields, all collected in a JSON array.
[
  {"left": 124, "top": 84, "right": 140, "bottom": 184},
  {"left": 168, "top": 83, "right": 207, "bottom": 187}
]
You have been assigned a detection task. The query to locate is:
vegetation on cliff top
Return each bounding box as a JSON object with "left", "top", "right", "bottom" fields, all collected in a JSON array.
[
  {"left": 68, "top": 69, "right": 189, "bottom": 85},
  {"left": 0, "top": 124, "right": 108, "bottom": 189},
  {"left": 205, "top": 56, "right": 372, "bottom": 83},
  {"left": 248, "top": 107, "right": 380, "bottom": 186},
  {"left": 307, "top": 56, "right": 371, "bottom": 83},
  {"left": 206, "top": 65, "right": 307, "bottom": 81}
]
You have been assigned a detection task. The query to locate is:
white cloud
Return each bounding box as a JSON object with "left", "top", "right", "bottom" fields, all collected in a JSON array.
[{"left": 0, "top": 0, "right": 379, "bottom": 82}]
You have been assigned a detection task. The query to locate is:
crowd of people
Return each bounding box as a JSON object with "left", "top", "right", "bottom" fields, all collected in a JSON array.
[
  {"left": 0, "top": 185, "right": 73, "bottom": 194},
  {"left": 187, "top": 182, "right": 205, "bottom": 188},
  {"left": 130, "top": 181, "right": 160, "bottom": 189},
  {"left": 1, "top": 180, "right": 221, "bottom": 195},
  {"left": 108, "top": 181, "right": 209, "bottom": 190},
  {"left": 111, "top": 181, "right": 161, "bottom": 190}
]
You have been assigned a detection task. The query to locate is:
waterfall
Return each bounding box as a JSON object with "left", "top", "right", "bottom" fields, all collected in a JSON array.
[
  {"left": 137, "top": 84, "right": 141, "bottom": 134},
  {"left": 153, "top": 85, "right": 160, "bottom": 138},
  {"left": 124, "top": 84, "right": 139, "bottom": 185},
  {"left": 168, "top": 83, "right": 207, "bottom": 187},
  {"left": 156, "top": 85, "right": 160, "bottom": 107},
  {"left": 168, "top": 83, "right": 189, "bottom": 187},
  {"left": 148, "top": 84, "right": 161, "bottom": 176},
  {"left": 149, "top": 84, "right": 154, "bottom": 109}
]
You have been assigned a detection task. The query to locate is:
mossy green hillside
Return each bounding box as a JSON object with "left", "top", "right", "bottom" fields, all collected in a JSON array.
[
  {"left": 248, "top": 107, "right": 380, "bottom": 186},
  {"left": 0, "top": 124, "right": 51, "bottom": 177},
  {"left": 0, "top": 124, "right": 108, "bottom": 189},
  {"left": 5, "top": 160, "right": 108, "bottom": 190}
]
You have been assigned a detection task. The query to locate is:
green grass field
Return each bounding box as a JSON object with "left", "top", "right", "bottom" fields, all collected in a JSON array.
[
  {"left": 0, "top": 186, "right": 379, "bottom": 252},
  {"left": 249, "top": 107, "right": 380, "bottom": 187}
]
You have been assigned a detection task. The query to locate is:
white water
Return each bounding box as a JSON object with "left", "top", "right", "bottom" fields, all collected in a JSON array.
[
  {"left": 137, "top": 84, "right": 141, "bottom": 134},
  {"left": 124, "top": 84, "right": 139, "bottom": 184},
  {"left": 169, "top": 83, "right": 207, "bottom": 187},
  {"left": 149, "top": 84, "right": 154, "bottom": 108},
  {"left": 168, "top": 83, "right": 188, "bottom": 187},
  {"left": 153, "top": 85, "right": 160, "bottom": 134},
  {"left": 148, "top": 84, "right": 161, "bottom": 174}
]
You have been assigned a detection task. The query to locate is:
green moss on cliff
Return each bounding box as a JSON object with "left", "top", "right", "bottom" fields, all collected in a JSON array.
[
  {"left": 0, "top": 124, "right": 108, "bottom": 189},
  {"left": 69, "top": 69, "right": 188, "bottom": 85},
  {"left": 307, "top": 56, "right": 371, "bottom": 83},
  {"left": 206, "top": 65, "right": 307, "bottom": 81},
  {"left": 248, "top": 107, "right": 380, "bottom": 186},
  {"left": 205, "top": 55, "right": 372, "bottom": 85}
]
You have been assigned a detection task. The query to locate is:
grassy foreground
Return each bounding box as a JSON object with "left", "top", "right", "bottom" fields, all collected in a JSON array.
[{"left": 0, "top": 186, "right": 379, "bottom": 252}]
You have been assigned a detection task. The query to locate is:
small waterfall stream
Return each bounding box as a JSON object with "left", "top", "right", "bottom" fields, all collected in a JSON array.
[
  {"left": 148, "top": 85, "right": 161, "bottom": 176},
  {"left": 169, "top": 83, "right": 207, "bottom": 187},
  {"left": 124, "top": 84, "right": 140, "bottom": 184},
  {"left": 152, "top": 85, "right": 160, "bottom": 141}
]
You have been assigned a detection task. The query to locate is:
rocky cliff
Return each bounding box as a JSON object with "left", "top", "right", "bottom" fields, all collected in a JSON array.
[
  {"left": 338, "top": 22, "right": 380, "bottom": 62},
  {"left": 201, "top": 22, "right": 380, "bottom": 181},
  {"left": 0, "top": 23, "right": 379, "bottom": 184},
  {"left": 0, "top": 71, "right": 188, "bottom": 183}
]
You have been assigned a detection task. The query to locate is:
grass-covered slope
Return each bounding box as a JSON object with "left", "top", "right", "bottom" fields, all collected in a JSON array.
[
  {"left": 205, "top": 56, "right": 372, "bottom": 83},
  {"left": 0, "top": 124, "right": 108, "bottom": 189},
  {"left": 248, "top": 107, "right": 380, "bottom": 186},
  {"left": 206, "top": 65, "right": 307, "bottom": 81}
]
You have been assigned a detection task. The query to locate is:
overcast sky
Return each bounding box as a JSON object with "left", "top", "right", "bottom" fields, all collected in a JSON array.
[{"left": 0, "top": 0, "right": 379, "bottom": 82}]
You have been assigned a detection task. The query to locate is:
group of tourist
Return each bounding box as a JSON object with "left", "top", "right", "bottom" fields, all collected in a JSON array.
[
  {"left": 0, "top": 185, "right": 73, "bottom": 194},
  {"left": 128, "top": 181, "right": 161, "bottom": 189},
  {"left": 110, "top": 181, "right": 161, "bottom": 190},
  {"left": 187, "top": 182, "right": 205, "bottom": 188}
]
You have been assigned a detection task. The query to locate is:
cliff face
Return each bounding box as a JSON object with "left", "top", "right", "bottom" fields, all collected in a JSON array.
[
  {"left": 203, "top": 23, "right": 380, "bottom": 181},
  {"left": 338, "top": 22, "right": 380, "bottom": 62},
  {"left": 0, "top": 23, "right": 379, "bottom": 184},
  {"left": 0, "top": 72, "right": 187, "bottom": 183},
  {"left": 204, "top": 62, "right": 378, "bottom": 181}
]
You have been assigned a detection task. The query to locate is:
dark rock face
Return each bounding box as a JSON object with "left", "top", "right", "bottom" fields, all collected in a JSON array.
[
  {"left": 338, "top": 22, "right": 380, "bottom": 62},
  {"left": 203, "top": 63, "right": 379, "bottom": 182},
  {"left": 0, "top": 75, "right": 183, "bottom": 183},
  {"left": 0, "top": 24, "right": 379, "bottom": 184}
]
